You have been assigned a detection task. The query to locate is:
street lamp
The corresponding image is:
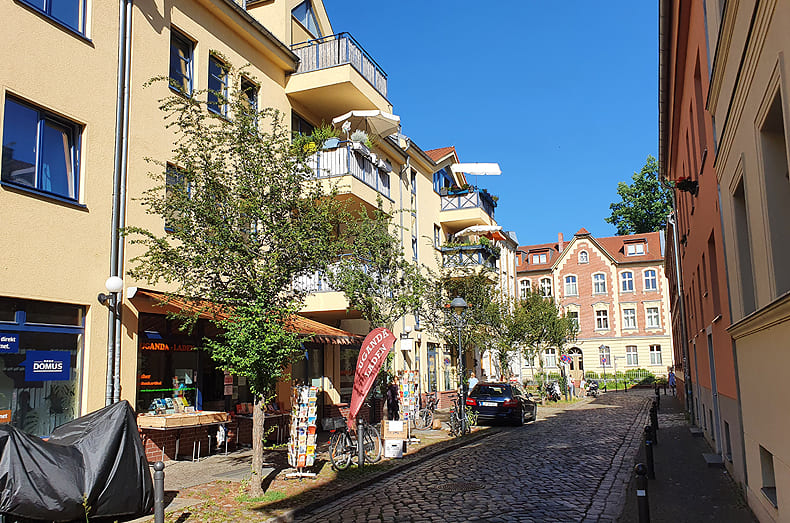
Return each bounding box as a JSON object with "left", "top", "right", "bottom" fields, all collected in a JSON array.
[
  {"left": 599, "top": 344, "right": 609, "bottom": 393},
  {"left": 450, "top": 297, "right": 468, "bottom": 432},
  {"left": 98, "top": 276, "right": 124, "bottom": 406}
]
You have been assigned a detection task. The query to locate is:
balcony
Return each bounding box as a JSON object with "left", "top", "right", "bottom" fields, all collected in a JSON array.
[
  {"left": 307, "top": 141, "right": 391, "bottom": 204},
  {"left": 287, "top": 33, "right": 391, "bottom": 122},
  {"left": 439, "top": 189, "right": 497, "bottom": 231},
  {"left": 441, "top": 244, "right": 499, "bottom": 271}
]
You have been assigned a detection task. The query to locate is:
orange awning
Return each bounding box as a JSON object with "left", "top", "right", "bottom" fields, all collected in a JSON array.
[{"left": 131, "top": 289, "right": 362, "bottom": 345}]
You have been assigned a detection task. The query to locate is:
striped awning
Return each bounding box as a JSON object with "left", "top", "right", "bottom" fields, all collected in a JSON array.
[{"left": 131, "top": 289, "right": 362, "bottom": 345}]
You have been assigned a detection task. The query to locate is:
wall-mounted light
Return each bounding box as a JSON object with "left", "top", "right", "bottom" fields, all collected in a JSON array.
[{"left": 98, "top": 276, "right": 124, "bottom": 308}]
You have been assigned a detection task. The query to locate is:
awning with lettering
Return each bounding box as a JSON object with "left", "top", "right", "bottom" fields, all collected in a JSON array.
[{"left": 130, "top": 289, "right": 362, "bottom": 345}]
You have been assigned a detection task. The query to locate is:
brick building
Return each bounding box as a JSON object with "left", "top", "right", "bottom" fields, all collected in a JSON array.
[{"left": 516, "top": 229, "right": 674, "bottom": 382}]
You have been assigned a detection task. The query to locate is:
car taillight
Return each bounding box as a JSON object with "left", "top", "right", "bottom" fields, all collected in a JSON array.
[
  {"left": 503, "top": 398, "right": 518, "bottom": 407},
  {"left": 466, "top": 397, "right": 477, "bottom": 406}
]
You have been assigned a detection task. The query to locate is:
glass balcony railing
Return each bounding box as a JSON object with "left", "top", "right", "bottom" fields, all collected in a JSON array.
[
  {"left": 441, "top": 244, "right": 499, "bottom": 270},
  {"left": 291, "top": 33, "right": 388, "bottom": 99},
  {"left": 440, "top": 189, "right": 496, "bottom": 219},
  {"left": 307, "top": 142, "right": 391, "bottom": 199}
]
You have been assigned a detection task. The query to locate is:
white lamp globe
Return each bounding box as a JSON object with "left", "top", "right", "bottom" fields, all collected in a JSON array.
[{"left": 105, "top": 276, "right": 124, "bottom": 294}]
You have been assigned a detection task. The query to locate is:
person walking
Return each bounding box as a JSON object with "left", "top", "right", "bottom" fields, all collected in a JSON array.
[
  {"left": 468, "top": 372, "right": 479, "bottom": 392},
  {"left": 579, "top": 377, "right": 586, "bottom": 398},
  {"left": 386, "top": 378, "right": 400, "bottom": 420},
  {"left": 668, "top": 370, "right": 676, "bottom": 396}
]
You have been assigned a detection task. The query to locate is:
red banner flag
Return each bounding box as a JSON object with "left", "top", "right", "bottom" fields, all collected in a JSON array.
[{"left": 348, "top": 327, "right": 396, "bottom": 420}]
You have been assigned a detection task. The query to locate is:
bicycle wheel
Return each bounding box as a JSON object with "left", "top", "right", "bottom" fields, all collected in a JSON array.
[
  {"left": 414, "top": 408, "right": 433, "bottom": 430},
  {"left": 448, "top": 410, "right": 460, "bottom": 437},
  {"left": 363, "top": 425, "right": 382, "bottom": 463},
  {"left": 329, "top": 432, "right": 352, "bottom": 471}
]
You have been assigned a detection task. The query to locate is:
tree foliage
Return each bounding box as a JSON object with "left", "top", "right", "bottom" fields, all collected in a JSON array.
[
  {"left": 328, "top": 203, "right": 429, "bottom": 330},
  {"left": 489, "top": 297, "right": 530, "bottom": 380},
  {"left": 126, "top": 67, "right": 343, "bottom": 493},
  {"left": 520, "top": 288, "right": 578, "bottom": 374},
  {"left": 605, "top": 155, "right": 672, "bottom": 235}
]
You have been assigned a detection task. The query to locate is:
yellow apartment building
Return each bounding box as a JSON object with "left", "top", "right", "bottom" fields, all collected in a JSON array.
[{"left": 1, "top": 0, "right": 519, "bottom": 437}]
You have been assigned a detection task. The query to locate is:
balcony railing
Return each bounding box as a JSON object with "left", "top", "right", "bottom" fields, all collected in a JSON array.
[
  {"left": 292, "top": 259, "right": 376, "bottom": 294},
  {"left": 291, "top": 32, "right": 388, "bottom": 99},
  {"left": 307, "top": 142, "right": 391, "bottom": 199},
  {"left": 440, "top": 189, "right": 496, "bottom": 219},
  {"left": 441, "top": 244, "right": 499, "bottom": 270}
]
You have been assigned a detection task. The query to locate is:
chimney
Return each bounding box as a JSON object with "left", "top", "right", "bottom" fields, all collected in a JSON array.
[{"left": 558, "top": 232, "right": 564, "bottom": 251}]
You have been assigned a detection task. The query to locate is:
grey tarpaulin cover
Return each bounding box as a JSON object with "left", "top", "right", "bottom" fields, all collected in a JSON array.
[{"left": 0, "top": 400, "right": 153, "bottom": 521}]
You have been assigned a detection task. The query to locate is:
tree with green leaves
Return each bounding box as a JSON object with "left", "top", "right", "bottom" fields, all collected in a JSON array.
[
  {"left": 126, "top": 66, "right": 343, "bottom": 495},
  {"left": 605, "top": 155, "right": 672, "bottom": 235},
  {"left": 520, "top": 288, "right": 579, "bottom": 387},
  {"left": 489, "top": 297, "right": 530, "bottom": 380}
]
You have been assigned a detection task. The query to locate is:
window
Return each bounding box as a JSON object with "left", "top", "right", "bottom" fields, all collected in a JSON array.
[
  {"left": 292, "top": 1, "right": 322, "bottom": 37},
  {"left": 208, "top": 55, "right": 229, "bottom": 117},
  {"left": 539, "top": 278, "right": 552, "bottom": 297},
  {"left": 165, "top": 164, "right": 188, "bottom": 230},
  {"left": 578, "top": 250, "right": 589, "bottom": 263},
  {"left": 564, "top": 275, "right": 578, "bottom": 296},
  {"left": 433, "top": 167, "right": 453, "bottom": 193},
  {"left": 649, "top": 345, "right": 662, "bottom": 365},
  {"left": 567, "top": 311, "right": 579, "bottom": 329},
  {"left": 644, "top": 269, "right": 657, "bottom": 291},
  {"left": 599, "top": 345, "right": 611, "bottom": 367},
  {"left": 240, "top": 77, "right": 258, "bottom": 115},
  {"left": 20, "top": 0, "right": 86, "bottom": 35},
  {"left": 2, "top": 97, "right": 81, "bottom": 201},
  {"left": 544, "top": 348, "right": 557, "bottom": 368},
  {"left": 434, "top": 225, "right": 441, "bottom": 249},
  {"left": 411, "top": 170, "right": 417, "bottom": 195},
  {"left": 646, "top": 307, "right": 660, "bottom": 328},
  {"left": 626, "top": 345, "right": 638, "bottom": 366},
  {"left": 595, "top": 309, "right": 609, "bottom": 330},
  {"left": 169, "top": 29, "right": 194, "bottom": 94},
  {"left": 292, "top": 112, "right": 314, "bottom": 137},
  {"left": 519, "top": 280, "right": 529, "bottom": 299},
  {"left": 621, "top": 271, "right": 634, "bottom": 292},
  {"left": 623, "top": 308, "right": 636, "bottom": 329},
  {"left": 626, "top": 242, "right": 645, "bottom": 256},
  {"left": 532, "top": 253, "right": 547, "bottom": 264},
  {"left": 412, "top": 235, "right": 418, "bottom": 261},
  {"left": 760, "top": 445, "right": 778, "bottom": 508},
  {"left": 593, "top": 273, "right": 607, "bottom": 294}
]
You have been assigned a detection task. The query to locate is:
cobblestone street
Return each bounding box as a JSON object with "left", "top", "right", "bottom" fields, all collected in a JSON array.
[{"left": 296, "top": 390, "right": 652, "bottom": 523}]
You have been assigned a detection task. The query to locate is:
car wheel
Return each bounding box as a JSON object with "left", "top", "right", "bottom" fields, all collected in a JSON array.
[
  {"left": 530, "top": 405, "right": 537, "bottom": 422},
  {"left": 513, "top": 408, "right": 524, "bottom": 426}
]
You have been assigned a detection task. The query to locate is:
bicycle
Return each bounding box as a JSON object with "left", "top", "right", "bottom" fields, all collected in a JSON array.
[
  {"left": 414, "top": 391, "right": 437, "bottom": 430},
  {"left": 326, "top": 416, "right": 382, "bottom": 471},
  {"left": 447, "top": 395, "right": 471, "bottom": 437}
]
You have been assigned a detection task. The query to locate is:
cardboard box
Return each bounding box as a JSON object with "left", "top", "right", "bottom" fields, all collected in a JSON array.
[
  {"left": 384, "top": 439, "right": 403, "bottom": 458},
  {"left": 382, "top": 420, "right": 407, "bottom": 440}
]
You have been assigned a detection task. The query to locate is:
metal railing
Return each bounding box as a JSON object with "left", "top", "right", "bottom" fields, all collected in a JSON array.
[
  {"left": 307, "top": 142, "right": 391, "bottom": 199},
  {"left": 440, "top": 245, "right": 498, "bottom": 270},
  {"left": 440, "top": 190, "right": 496, "bottom": 219},
  {"left": 292, "top": 259, "right": 376, "bottom": 294},
  {"left": 291, "top": 32, "right": 388, "bottom": 98}
]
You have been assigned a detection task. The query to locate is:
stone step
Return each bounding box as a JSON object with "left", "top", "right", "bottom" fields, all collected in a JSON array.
[{"left": 703, "top": 453, "right": 725, "bottom": 468}]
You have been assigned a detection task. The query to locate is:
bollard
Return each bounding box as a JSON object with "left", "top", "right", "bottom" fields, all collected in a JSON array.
[
  {"left": 357, "top": 417, "right": 365, "bottom": 468},
  {"left": 644, "top": 426, "right": 656, "bottom": 480},
  {"left": 154, "top": 461, "right": 165, "bottom": 523},
  {"left": 654, "top": 386, "right": 661, "bottom": 409},
  {"left": 635, "top": 463, "right": 651, "bottom": 523},
  {"left": 651, "top": 403, "right": 660, "bottom": 432}
]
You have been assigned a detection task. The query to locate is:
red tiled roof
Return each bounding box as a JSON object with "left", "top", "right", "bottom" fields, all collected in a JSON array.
[
  {"left": 425, "top": 146, "right": 458, "bottom": 163},
  {"left": 133, "top": 289, "right": 362, "bottom": 345},
  {"left": 575, "top": 228, "right": 590, "bottom": 235},
  {"left": 516, "top": 242, "right": 561, "bottom": 272}
]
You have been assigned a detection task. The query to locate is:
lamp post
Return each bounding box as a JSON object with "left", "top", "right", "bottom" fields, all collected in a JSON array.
[
  {"left": 450, "top": 297, "right": 468, "bottom": 433},
  {"left": 599, "top": 344, "right": 609, "bottom": 393},
  {"left": 99, "top": 276, "right": 124, "bottom": 406}
]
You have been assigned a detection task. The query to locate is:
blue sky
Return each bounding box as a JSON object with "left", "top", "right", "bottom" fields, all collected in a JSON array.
[{"left": 323, "top": 1, "right": 659, "bottom": 246}]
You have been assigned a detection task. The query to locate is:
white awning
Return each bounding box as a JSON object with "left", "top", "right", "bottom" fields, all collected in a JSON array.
[
  {"left": 450, "top": 163, "right": 502, "bottom": 175},
  {"left": 455, "top": 225, "right": 503, "bottom": 237}
]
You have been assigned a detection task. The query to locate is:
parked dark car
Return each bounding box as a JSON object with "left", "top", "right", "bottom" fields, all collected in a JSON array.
[{"left": 466, "top": 382, "right": 537, "bottom": 426}]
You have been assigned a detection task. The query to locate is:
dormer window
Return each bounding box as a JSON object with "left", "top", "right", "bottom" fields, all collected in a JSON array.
[
  {"left": 579, "top": 250, "right": 589, "bottom": 263},
  {"left": 292, "top": 1, "right": 321, "bottom": 38},
  {"left": 532, "top": 252, "right": 548, "bottom": 264},
  {"left": 626, "top": 242, "right": 646, "bottom": 256}
]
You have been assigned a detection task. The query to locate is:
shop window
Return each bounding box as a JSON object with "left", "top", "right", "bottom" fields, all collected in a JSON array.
[
  {"left": 169, "top": 28, "right": 194, "bottom": 94},
  {"left": 0, "top": 297, "right": 84, "bottom": 437},
  {"left": 2, "top": 96, "right": 82, "bottom": 202},
  {"left": 19, "top": 0, "right": 86, "bottom": 35},
  {"left": 339, "top": 345, "right": 360, "bottom": 403}
]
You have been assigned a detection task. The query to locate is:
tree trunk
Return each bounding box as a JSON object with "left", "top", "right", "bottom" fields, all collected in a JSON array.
[{"left": 250, "top": 395, "right": 265, "bottom": 496}]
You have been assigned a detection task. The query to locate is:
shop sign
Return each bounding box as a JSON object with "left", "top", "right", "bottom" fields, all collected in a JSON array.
[
  {"left": 0, "top": 410, "right": 10, "bottom": 423},
  {"left": 23, "top": 350, "right": 71, "bottom": 381},
  {"left": 349, "top": 327, "right": 396, "bottom": 420},
  {"left": 140, "top": 342, "right": 195, "bottom": 352},
  {"left": 0, "top": 333, "right": 19, "bottom": 354}
]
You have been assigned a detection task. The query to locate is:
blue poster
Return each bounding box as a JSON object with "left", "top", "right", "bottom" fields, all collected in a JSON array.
[
  {"left": 23, "top": 351, "right": 71, "bottom": 381},
  {"left": 0, "top": 333, "right": 19, "bottom": 354}
]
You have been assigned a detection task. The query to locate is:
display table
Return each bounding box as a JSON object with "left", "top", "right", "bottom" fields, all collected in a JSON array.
[{"left": 137, "top": 411, "right": 229, "bottom": 462}]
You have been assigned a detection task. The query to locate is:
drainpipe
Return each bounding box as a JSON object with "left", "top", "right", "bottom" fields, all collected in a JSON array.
[{"left": 108, "top": 0, "right": 133, "bottom": 405}]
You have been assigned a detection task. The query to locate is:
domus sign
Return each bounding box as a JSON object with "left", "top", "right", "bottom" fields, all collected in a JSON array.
[{"left": 23, "top": 351, "right": 71, "bottom": 381}]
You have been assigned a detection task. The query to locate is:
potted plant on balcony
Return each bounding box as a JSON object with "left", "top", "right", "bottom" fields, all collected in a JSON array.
[{"left": 350, "top": 129, "right": 372, "bottom": 158}]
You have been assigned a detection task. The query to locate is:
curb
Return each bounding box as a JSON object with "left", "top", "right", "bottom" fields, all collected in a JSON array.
[{"left": 264, "top": 427, "right": 503, "bottom": 522}]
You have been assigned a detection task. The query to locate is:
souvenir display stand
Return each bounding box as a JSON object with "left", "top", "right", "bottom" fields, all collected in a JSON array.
[
  {"left": 398, "top": 371, "right": 420, "bottom": 444},
  {"left": 286, "top": 385, "right": 318, "bottom": 478}
]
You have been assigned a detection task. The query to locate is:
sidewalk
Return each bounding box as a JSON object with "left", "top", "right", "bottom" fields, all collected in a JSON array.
[{"left": 618, "top": 393, "right": 756, "bottom": 522}]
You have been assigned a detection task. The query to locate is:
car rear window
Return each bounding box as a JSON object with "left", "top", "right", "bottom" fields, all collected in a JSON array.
[{"left": 475, "top": 385, "right": 508, "bottom": 396}]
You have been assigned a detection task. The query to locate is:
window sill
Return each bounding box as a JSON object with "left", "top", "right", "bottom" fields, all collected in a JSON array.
[
  {"left": 1, "top": 181, "right": 87, "bottom": 210},
  {"left": 169, "top": 84, "right": 193, "bottom": 98},
  {"left": 15, "top": 0, "right": 93, "bottom": 45}
]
